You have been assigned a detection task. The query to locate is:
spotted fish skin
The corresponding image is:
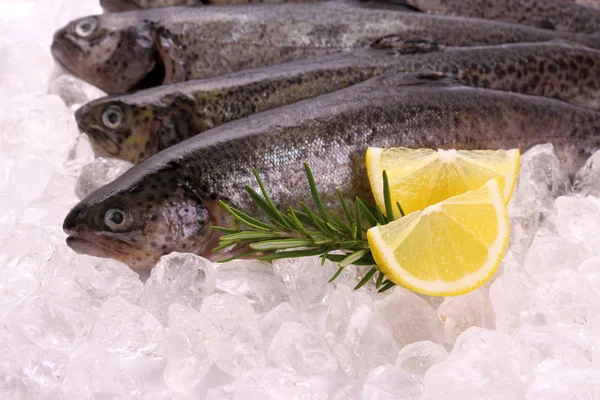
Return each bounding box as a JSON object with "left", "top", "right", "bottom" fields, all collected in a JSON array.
[
  {"left": 101, "top": 0, "right": 199, "bottom": 12},
  {"left": 51, "top": 1, "right": 600, "bottom": 94},
  {"left": 100, "top": 0, "right": 319, "bottom": 12},
  {"left": 64, "top": 73, "right": 600, "bottom": 269},
  {"left": 75, "top": 40, "right": 600, "bottom": 164},
  {"left": 567, "top": 0, "right": 600, "bottom": 9},
  {"left": 401, "top": 0, "right": 600, "bottom": 34}
]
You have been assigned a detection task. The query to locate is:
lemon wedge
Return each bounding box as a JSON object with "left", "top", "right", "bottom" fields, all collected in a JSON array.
[
  {"left": 366, "top": 147, "right": 520, "bottom": 216},
  {"left": 367, "top": 178, "right": 509, "bottom": 296}
]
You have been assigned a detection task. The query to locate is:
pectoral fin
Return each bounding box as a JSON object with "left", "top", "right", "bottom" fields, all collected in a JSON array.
[
  {"left": 370, "top": 36, "right": 446, "bottom": 54},
  {"left": 152, "top": 27, "right": 187, "bottom": 84}
]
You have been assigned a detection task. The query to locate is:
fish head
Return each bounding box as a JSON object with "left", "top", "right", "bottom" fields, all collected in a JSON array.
[
  {"left": 75, "top": 98, "right": 159, "bottom": 164},
  {"left": 51, "top": 14, "right": 158, "bottom": 94},
  {"left": 63, "top": 170, "right": 226, "bottom": 269}
]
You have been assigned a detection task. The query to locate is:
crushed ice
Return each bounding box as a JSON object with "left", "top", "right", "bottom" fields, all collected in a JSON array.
[{"left": 1, "top": 1, "right": 600, "bottom": 398}]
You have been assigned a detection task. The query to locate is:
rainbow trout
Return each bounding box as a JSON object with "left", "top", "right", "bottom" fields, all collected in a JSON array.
[
  {"left": 51, "top": 1, "right": 600, "bottom": 94},
  {"left": 75, "top": 39, "right": 600, "bottom": 165},
  {"left": 397, "top": 0, "right": 600, "bottom": 34},
  {"left": 63, "top": 73, "right": 600, "bottom": 269},
  {"left": 100, "top": 0, "right": 320, "bottom": 12}
]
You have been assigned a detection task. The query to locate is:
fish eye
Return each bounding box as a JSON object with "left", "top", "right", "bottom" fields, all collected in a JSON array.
[
  {"left": 102, "top": 106, "right": 123, "bottom": 129},
  {"left": 74, "top": 18, "right": 97, "bottom": 38},
  {"left": 103, "top": 208, "right": 130, "bottom": 231}
]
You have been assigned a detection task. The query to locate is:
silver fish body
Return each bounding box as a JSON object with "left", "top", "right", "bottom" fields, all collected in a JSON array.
[
  {"left": 51, "top": 1, "right": 600, "bottom": 94},
  {"left": 76, "top": 40, "right": 600, "bottom": 164},
  {"left": 399, "top": 0, "right": 600, "bottom": 33},
  {"left": 63, "top": 73, "right": 600, "bottom": 269}
]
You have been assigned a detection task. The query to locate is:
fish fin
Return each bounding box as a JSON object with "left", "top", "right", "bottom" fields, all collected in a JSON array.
[
  {"left": 415, "top": 72, "right": 449, "bottom": 81},
  {"left": 372, "top": 72, "right": 454, "bottom": 88},
  {"left": 531, "top": 19, "right": 556, "bottom": 30},
  {"left": 152, "top": 27, "right": 187, "bottom": 84},
  {"left": 370, "top": 36, "right": 446, "bottom": 54},
  {"left": 357, "top": 0, "right": 423, "bottom": 11}
]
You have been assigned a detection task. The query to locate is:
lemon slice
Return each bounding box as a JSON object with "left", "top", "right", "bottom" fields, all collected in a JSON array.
[
  {"left": 366, "top": 147, "right": 520, "bottom": 216},
  {"left": 367, "top": 178, "right": 509, "bottom": 296}
]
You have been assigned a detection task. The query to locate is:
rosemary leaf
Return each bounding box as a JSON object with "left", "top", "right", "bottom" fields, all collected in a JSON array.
[
  {"left": 340, "top": 249, "right": 369, "bottom": 267},
  {"left": 383, "top": 171, "right": 395, "bottom": 222},
  {"left": 250, "top": 238, "right": 315, "bottom": 251},
  {"left": 337, "top": 189, "right": 353, "bottom": 224},
  {"left": 354, "top": 266, "right": 378, "bottom": 290},
  {"left": 259, "top": 248, "right": 327, "bottom": 260},
  {"left": 217, "top": 249, "right": 261, "bottom": 263},
  {"left": 220, "top": 231, "right": 284, "bottom": 242},
  {"left": 376, "top": 270, "right": 384, "bottom": 289},
  {"left": 304, "top": 163, "right": 329, "bottom": 223},
  {"left": 397, "top": 201, "right": 405, "bottom": 217},
  {"left": 329, "top": 266, "right": 346, "bottom": 283},
  {"left": 219, "top": 201, "right": 273, "bottom": 231},
  {"left": 378, "top": 280, "right": 396, "bottom": 293}
]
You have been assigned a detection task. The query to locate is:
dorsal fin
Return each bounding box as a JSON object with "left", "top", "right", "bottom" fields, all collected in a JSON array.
[{"left": 370, "top": 36, "right": 446, "bottom": 54}]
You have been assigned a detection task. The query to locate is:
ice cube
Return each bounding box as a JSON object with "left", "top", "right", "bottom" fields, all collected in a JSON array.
[
  {"left": 90, "top": 296, "right": 165, "bottom": 360},
  {"left": 522, "top": 269, "right": 597, "bottom": 330},
  {"left": 48, "top": 74, "right": 106, "bottom": 107},
  {"left": 324, "top": 284, "right": 372, "bottom": 341},
  {"left": 59, "top": 357, "right": 144, "bottom": 400},
  {"left": 423, "top": 327, "right": 533, "bottom": 400},
  {"left": 66, "top": 255, "right": 143, "bottom": 306},
  {"left": 258, "top": 302, "right": 316, "bottom": 345},
  {"left": 16, "top": 344, "right": 69, "bottom": 387},
  {"left": 140, "top": 252, "right": 216, "bottom": 324},
  {"left": 512, "top": 144, "right": 569, "bottom": 207},
  {"left": 143, "top": 390, "right": 192, "bottom": 400},
  {"left": 523, "top": 235, "right": 589, "bottom": 282},
  {"left": 21, "top": 279, "right": 96, "bottom": 351},
  {"left": 574, "top": 149, "right": 600, "bottom": 197},
  {"left": 329, "top": 384, "right": 363, "bottom": 400},
  {"left": 163, "top": 304, "right": 219, "bottom": 394},
  {"left": 75, "top": 157, "right": 133, "bottom": 199},
  {"left": 0, "top": 241, "right": 54, "bottom": 317},
  {"left": 489, "top": 260, "right": 536, "bottom": 334},
  {"left": 267, "top": 322, "right": 337, "bottom": 376},
  {"left": 395, "top": 341, "right": 448, "bottom": 379},
  {"left": 326, "top": 303, "right": 399, "bottom": 379},
  {"left": 363, "top": 364, "right": 424, "bottom": 400},
  {"left": 205, "top": 368, "right": 328, "bottom": 400},
  {"left": 525, "top": 368, "right": 600, "bottom": 400},
  {"left": 437, "top": 290, "right": 486, "bottom": 345},
  {"left": 0, "top": 95, "right": 78, "bottom": 161},
  {"left": 0, "top": 41, "right": 53, "bottom": 96},
  {"left": 374, "top": 287, "right": 444, "bottom": 347},
  {"left": 215, "top": 260, "right": 288, "bottom": 313},
  {"left": 215, "top": 321, "right": 266, "bottom": 377},
  {"left": 0, "top": 335, "right": 41, "bottom": 400},
  {"left": 199, "top": 293, "right": 255, "bottom": 338},
  {"left": 508, "top": 144, "right": 568, "bottom": 242},
  {"left": 554, "top": 196, "right": 600, "bottom": 245},
  {"left": 577, "top": 256, "right": 600, "bottom": 293},
  {"left": 272, "top": 256, "right": 338, "bottom": 310},
  {"left": 515, "top": 324, "right": 593, "bottom": 375}
]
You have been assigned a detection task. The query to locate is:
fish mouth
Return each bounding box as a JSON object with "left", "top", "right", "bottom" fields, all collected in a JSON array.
[
  {"left": 65, "top": 233, "right": 134, "bottom": 260},
  {"left": 51, "top": 36, "right": 83, "bottom": 72}
]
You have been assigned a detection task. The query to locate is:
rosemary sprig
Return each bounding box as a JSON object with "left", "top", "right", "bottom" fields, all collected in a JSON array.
[{"left": 211, "top": 163, "right": 400, "bottom": 292}]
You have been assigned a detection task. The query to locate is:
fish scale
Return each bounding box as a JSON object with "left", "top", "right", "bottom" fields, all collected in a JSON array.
[
  {"left": 51, "top": 0, "right": 600, "bottom": 94},
  {"left": 64, "top": 73, "right": 600, "bottom": 270},
  {"left": 76, "top": 40, "right": 600, "bottom": 165}
]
